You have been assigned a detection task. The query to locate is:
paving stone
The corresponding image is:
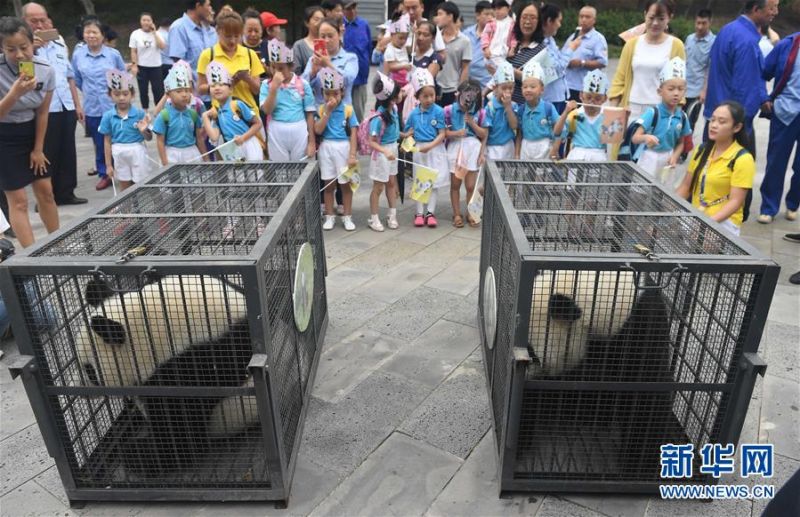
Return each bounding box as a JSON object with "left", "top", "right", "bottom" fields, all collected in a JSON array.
[
  {"left": 425, "top": 431, "right": 541, "bottom": 517},
  {"left": 325, "top": 291, "right": 389, "bottom": 348},
  {"left": 751, "top": 453, "right": 800, "bottom": 517},
  {"left": 301, "top": 371, "right": 430, "bottom": 476},
  {"left": 767, "top": 285, "right": 800, "bottom": 327},
  {"left": 0, "top": 425, "right": 54, "bottom": 496},
  {"left": 0, "top": 480, "right": 79, "bottom": 517},
  {"left": 396, "top": 224, "right": 453, "bottom": 246},
  {"left": 382, "top": 319, "right": 479, "bottom": 388},
  {"left": 323, "top": 266, "right": 375, "bottom": 294},
  {"left": 762, "top": 321, "right": 800, "bottom": 383},
  {"left": 340, "top": 238, "right": 426, "bottom": 275},
  {"left": 772, "top": 230, "right": 800, "bottom": 257},
  {"left": 399, "top": 356, "right": 492, "bottom": 459},
  {"left": 425, "top": 254, "right": 480, "bottom": 296},
  {"left": 31, "top": 465, "right": 68, "bottom": 506},
  {"left": 313, "top": 328, "right": 407, "bottom": 403},
  {"left": 563, "top": 494, "right": 649, "bottom": 517},
  {"left": 309, "top": 432, "right": 462, "bottom": 517},
  {"left": 759, "top": 374, "right": 800, "bottom": 461},
  {"left": 355, "top": 261, "right": 443, "bottom": 305},
  {"left": 442, "top": 286, "right": 479, "bottom": 328},
  {"left": 0, "top": 348, "right": 37, "bottom": 441},
  {"left": 645, "top": 493, "right": 753, "bottom": 517},
  {"left": 366, "top": 286, "right": 466, "bottom": 341},
  {"left": 405, "top": 234, "right": 482, "bottom": 272},
  {"left": 537, "top": 497, "right": 609, "bottom": 517}
]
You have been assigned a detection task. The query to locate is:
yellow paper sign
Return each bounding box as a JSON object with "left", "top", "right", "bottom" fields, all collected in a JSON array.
[
  {"left": 410, "top": 166, "right": 437, "bottom": 203},
  {"left": 340, "top": 164, "right": 360, "bottom": 192},
  {"left": 401, "top": 136, "right": 418, "bottom": 153},
  {"left": 601, "top": 108, "right": 628, "bottom": 145}
]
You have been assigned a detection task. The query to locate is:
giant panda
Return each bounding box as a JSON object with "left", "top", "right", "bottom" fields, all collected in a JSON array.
[{"left": 76, "top": 274, "right": 261, "bottom": 475}]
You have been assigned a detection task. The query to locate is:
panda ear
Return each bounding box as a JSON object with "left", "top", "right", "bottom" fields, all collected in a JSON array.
[
  {"left": 85, "top": 278, "right": 114, "bottom": 308},
  {"left": 548, "top": 294, "right": 583, "bottom": 322},
  {"left": 90, "top": 315, "right": 127, "bottom": 346}
]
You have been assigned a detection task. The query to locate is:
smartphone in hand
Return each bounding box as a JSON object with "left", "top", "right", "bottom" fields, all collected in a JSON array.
[
  {"left": 36, "top": 29, "right": 60, "bottom": 42},
  {"left": 314, "top": 39, "right": 327, "bottom": 56},
  {"left": 18, "top": 61, "right": 34, "bottom": 77}
]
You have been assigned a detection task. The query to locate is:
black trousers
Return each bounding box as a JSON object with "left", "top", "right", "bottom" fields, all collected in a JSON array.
[
  {"left": 438, "top": 91, "right": 456, "bottom": 108},
  {"left": 161, "top": 64, "right": 172, "bottom": 80},
  {"left": 136, "top": 65, "right": 164, "bottom": 110},
  {"left": 568, "top": 89, "right": 582, "bottom": 102},
  {"left": 44, "top": 110, "right": 78, "bottom": 202}
]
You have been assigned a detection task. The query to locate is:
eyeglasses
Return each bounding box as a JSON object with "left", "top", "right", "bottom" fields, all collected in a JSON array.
[{"left": 520, "top": 14, "right": 538, "bottom": 22}]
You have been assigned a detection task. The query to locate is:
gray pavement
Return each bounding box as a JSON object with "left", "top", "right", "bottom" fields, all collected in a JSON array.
[{"left": 0, "top": 60, "right": 798, "bottom": 516}]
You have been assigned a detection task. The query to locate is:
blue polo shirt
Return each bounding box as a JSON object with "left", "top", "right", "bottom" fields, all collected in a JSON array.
[
  {"left": 37, "top": 40, "right": 75, "bottom": 112},
  {"left": 258, "top": 76, "right": 315, "bottom": 123},
  {"left": 561, "top": 28, "right": 609, "bottom": 92},
  {"left": 302, "top": 48, "right": 360, "bottom": 106},
  {"left": 98, "top": 106, "right": 147, "bottom": 144},
  {"left": 369, "top": 106, "right": 400, "bottom": 145},
  {"left": 71, "top": 45, "right": 126, "bottom": 117},
  {"left": 561, "top": 108, "right": 604, "bottom": 150},
  {"left": 685, "top": 32, "right": 715, "bottom": 99},
  {"left": 316, "top": 102, "right": 359, "bottom": 141},
  {"left": 404, "top": 104, "right": 446, "bottom": 143},
  {"left": 463, "top": 24, "right": 492, "bottom": 89},
  {"left": 635, "top": 103, "right": 692, "bottom": 153},
  {"left": 152, "top": 104, "right": 202, "bottom": 148},
  {"left": 485, "top": 96, "right": 518, "bottom": 146},
  {"left": 446, "top": 102, "right": 487, "bottom": 138},
  {"left": 216, "top": 98, "right": 255, "bottom": 141},
  {"left": 516, "top": 100, "right": 559, "bottom": 141},
  {"left": 343, "top": 16, "right": 371, "bottom": 87},
  {"left": 543, "top": 36, "right": 570, "bottom": 104},
  {"left": 763, "top": 32, "right": 800, "bottom": 126},
  {"left": 167, "top": 13, "right": 217, "bottom": 71}
]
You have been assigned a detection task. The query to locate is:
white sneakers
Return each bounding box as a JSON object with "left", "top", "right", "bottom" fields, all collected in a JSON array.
[
  {"left": 323, "top": 214, "right": 356, "bottom": 231},
  {"left": 342, "top": 215, "right": 356, "bottom": 231},
  {"left": 369, "top": 215, "right": 385, "bottom": 232},
  {"left": 322, "top": 215, "right": 336, "bottom": 231},
  {"left": 387, "top": 214, "right": 399, "bottom": 229}
]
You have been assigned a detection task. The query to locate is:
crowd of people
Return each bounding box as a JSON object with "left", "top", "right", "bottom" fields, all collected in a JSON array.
[{"left": 0, "top": 0, "right": 797, "bottom": 282}]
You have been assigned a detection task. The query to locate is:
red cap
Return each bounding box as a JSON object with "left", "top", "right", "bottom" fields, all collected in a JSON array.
[{"left": 260, "top": 11, "right": 287, "bottom": 29}]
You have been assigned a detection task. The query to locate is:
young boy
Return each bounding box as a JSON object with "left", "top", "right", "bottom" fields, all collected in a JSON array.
[
  {"left": 515, "top": 60, "right": 560, "bottom": 160},
  {"left": 481, "top": 0, "right": 516, "bottom": 70},
  {"left": 485, "top": 61, "right": 519, "bottom": 160},
  {"left": 99, "top": 70, "right": 152, "bottom": 191},
  {"left": 554, "top": 69, "right": 609, "bottom": 162},
  {"left": 631, "top": 57, "right": 691, "bottom": 185},
  {"left": 152, "top": 64, "right": 208, "bottom": 165}
]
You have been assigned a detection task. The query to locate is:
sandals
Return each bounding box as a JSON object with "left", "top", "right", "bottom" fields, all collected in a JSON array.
[
  {"left": 467, "top": 215, "right": 480, "bottom": 228},
  {"left": 453, "top": 214, "right": 464, "bottom": 228}
]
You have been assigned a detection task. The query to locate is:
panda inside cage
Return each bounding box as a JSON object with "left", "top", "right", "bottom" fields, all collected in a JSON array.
[{"left": 480, "top": 161, "right": 777, "bottom": 492}]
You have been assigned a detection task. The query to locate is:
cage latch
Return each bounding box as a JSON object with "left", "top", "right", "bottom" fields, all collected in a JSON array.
[
  {"left": 741, "top": 353, "right": 768, "bottom": 377},
  {"left": 248, "top": 354, "right": 269, "bottom": 372},
  {"left": 8, "top": 355, "right": 36, "bottom": 380},
  {"left": 633, "top": 244, "right": 659, "bottom": 261},
  {"left": 116, "top": 246, "right": 148, "bottom": 264},
  {"left": 89, "top": 266, "right": 158, "bottom": 292},
  {"left": 621, "top": 264, "right": 688, "bottom": 291}
]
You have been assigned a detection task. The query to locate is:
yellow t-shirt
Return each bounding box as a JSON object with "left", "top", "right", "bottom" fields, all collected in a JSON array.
[
  {"left": 688, "top": 141, "right": 755, "bottom": 227},
  {"left": 196, "top": 44, "right": 265, "bottom": 112}
]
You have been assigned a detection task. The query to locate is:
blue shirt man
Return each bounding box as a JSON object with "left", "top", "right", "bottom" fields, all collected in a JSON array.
[
  {"left": 343, "top": 4, "right": 371, "bottom": 122},
  {"left": 560, "top": 7, "right": 608, "bottom": 100},
  {"left": 763, "top": 32, "right": 800, "bottom": 126},
  {"left": 168, "top": 3, "right": 217, "bottom": 72},
  {"left": 685, "top": 29, "right": 715, "bottom": 100},
  {"left": 463, "top": 13, "right": 493, "bottom": 89},
  {"left": 37, "top": 40, "right": 75, "bottom": 112}
]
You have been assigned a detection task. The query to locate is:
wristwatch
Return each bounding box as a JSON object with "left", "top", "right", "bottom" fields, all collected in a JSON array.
[{"left": 581, "top": 59, "right": 586, "bottom": 68}]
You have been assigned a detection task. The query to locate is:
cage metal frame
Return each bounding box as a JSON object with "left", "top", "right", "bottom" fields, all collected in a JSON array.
[
  {"left": 3, "top": 161, "right": 327, "bottom": 507},
  {"left": 478, "top": 160, "right": 779, "bottom": 495}
]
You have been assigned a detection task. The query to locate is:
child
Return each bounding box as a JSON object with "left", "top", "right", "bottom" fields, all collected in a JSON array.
[
  {"left": 446, "top": 80, "right": 488, "bottom": 228},
  {"left": 152, "top": 65, "right": 208, "bottom": 165},
  {"left": 260, "top": 39, "right": 316, "bottom": 161},
  {"left": 151, "top": 60, "right": 206, "bottom": 116},
  {"left": 515, "top": 61, "right": 560, "bottom": 160},
  {"left": 367, "top": 72, "right": 403, "bottom": 232},
  {"left": 404, "top": 68, "right": 448, "bottom": 228},
  {"left": 201, "top": 61, "right": 264, "bottom": 161},
  {"left": 554, "top": 70, "right": 610, "bottom": 162},
  {"left": 99, "top": 70, "right": 152, "bottom": 191},
  {"left": 383, "top": 14, "right": 412, "bottom": 88},
  {"left": 485, "top": 61, "right": 519, "bottom": 160},
  {"left": 631, "top": 57, "right": 691, "bottom": 186},
  {"left": 481, "top": 0, "right": 516, "bottom": 69},
  {"left": 315, "top": 67, "right": 359, "bottom": 231}
]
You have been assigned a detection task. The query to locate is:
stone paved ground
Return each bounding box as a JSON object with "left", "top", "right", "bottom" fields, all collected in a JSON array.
[{"left": 0, "top": 60, "right": 798, "bottom": 516}]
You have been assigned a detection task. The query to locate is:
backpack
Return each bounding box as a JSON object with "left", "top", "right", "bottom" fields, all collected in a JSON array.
[
  {"left": 218, "top": 97, "right": 266, "bottom": 149},
  {"left": 688, "top": 141, "right": 753, "bottom": 221},
  {"left": 443, "top": 104, "right": 487, "bottom": 134},
  {"left": 317, "top": 104, "right": 355, "bottom": 150},
  {"left": 618, "top": 106, "right": 660, "bottom": 162},
  {"left": 357, "top": 107, "right": 395, "bottom": 157},
  {"left": 160, "top": 107, "right": 199, "bottom": 126},
  {"left": 562, "top": 110, "right": 583, "bottom": 158}
]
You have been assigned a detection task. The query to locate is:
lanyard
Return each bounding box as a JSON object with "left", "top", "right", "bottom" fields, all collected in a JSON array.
[{"left": 698, "top": 152, "right": 729, "bottom": 208}]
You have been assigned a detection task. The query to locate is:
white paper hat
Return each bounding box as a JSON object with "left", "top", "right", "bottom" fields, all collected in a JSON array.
[
  {"left": 493, "top": 60, "right": 515, "bottom": 85},
  {"left": 522, "top": 60, "right": 544, "bottom": 82},
  {"left": 582, "top": 69, "right": 609, "bottom": 94},
  {"left": 320, "top": 67, "right": 344, "bottom": 90},
  {"left": 658, "top": 56, "right": 686, "bottom": 84},
  {"left": 206, "top": 61, "right": 231, "bottom": 85}
]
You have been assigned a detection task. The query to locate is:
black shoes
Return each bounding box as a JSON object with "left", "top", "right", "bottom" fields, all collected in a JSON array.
[{"left": 56, "top": 196, "right": 88, "bottom": 206}]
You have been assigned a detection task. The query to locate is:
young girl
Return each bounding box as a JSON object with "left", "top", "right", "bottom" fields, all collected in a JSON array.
[
  {"left": 485, "top": 62, "right": 519, "bottom": 160},
  {"left": 446, "top": 80, "right": 488, "bottom": 228},
  {"left": 677, "top": 101, "right": 755, "bottom": 236},
  {"left": 515, "top": 61, "right": 560, "bottom": 160},
  {"left": 554, "top": 70, "right": 610, "bottom": 162},
  {"left": 152, "top": 65, "right": 208, "bottom": 165},
  {"left": 201, "top": 61, "right": 264, "bottom": 161},
  {"left": 315, "top": 67, "right": 359, "bottom": 231},
  {"left": 367, "top": 73, "right": 403, "bottom": 232},
  {"left": 404, "top": 68, "right": 448, "bottom": 228},
  {"left": 259, "top": 39, "right": 316, "bottom": 161},
  {"left": 99, "top": 70, "right": 152, "bottom": 191},
  {"left": 383, "top": 14, "right": 412, "bottom": 88}
]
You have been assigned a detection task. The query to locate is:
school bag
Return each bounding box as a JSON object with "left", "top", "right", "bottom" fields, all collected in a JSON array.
[
  {"left": 356, "top": 106, "right": 397, "bottom": 157},
  {"left": 688, "top": 141, "right": 753, "bottom": 222},
  {"left": 160, "top": 107, "right": 200, "bottom": 126},
  {"left": 217, "top": 97, "right": 266, "bottom": 150},
  {"left": 316, "top": 104, "right": 355, "bottom": 148},
  {"left": 617, "top": 106, "right": 660, "bottom": 162},
  {"left": 562, "top": 109, "right": 584, "bottom": 158},
  {"left": 443, "top": 104, "right": 487, "bottom": 144}
]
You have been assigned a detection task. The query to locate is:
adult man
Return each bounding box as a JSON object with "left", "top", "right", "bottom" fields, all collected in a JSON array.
[
  {"left": 343, "top": 1, "right": 371, "bottom": 122},
  {"left": 758, "top": 31, "right": 800, "bottom": 224},
  {"left": 704, "top": 0, "right": 779, "bottom": 153},
  {"left": 684, "top": 9, "right": 715, "bottom": 135},
  {"left": 22, "top": 2, "right": 87, "bottom": 206},
  {"left": 463, "top": 1, "right": 494, "bottom": 89},
  {"left": 435, "top": 2, "right": 470, "bottom": 107},
  {"left": 321, "top": 0, "right": 344, "bottom": 25},
  {"left": 560, "top": 5, "right": 608, "bottom": 102},
  {"left": 404, "top": 0, "right": 446, "bottom": 61},
  {"left": 168, "top": 0, "right": 217, "bottom": 72}
]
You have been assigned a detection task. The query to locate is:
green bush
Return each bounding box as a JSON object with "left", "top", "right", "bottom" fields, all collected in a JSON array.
[{"left": 558, "top": 8, "right": 700, "bottom": 49}]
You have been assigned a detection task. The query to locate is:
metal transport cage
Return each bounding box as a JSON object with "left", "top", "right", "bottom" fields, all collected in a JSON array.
[
  {"left": 2, "top": 161, "right": 327, "bottom": 507},
  {"left": 478, "top": 160, "right": 779, "bottom": 495}
]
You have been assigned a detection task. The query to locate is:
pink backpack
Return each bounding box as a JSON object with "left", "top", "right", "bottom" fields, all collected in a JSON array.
[{"left": 356, "top": 106, "right": 396, "bottom": 157}]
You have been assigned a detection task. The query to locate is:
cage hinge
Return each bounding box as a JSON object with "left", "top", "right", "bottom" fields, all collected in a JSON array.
[
  {"left": 116, "top": 246, "right": 148, "bottom": 264},
  {"left": 247, "top": 354, "right": 269, "bottom": 371},
  {"left": 741, "top": 352, "right": 768, "bottom": 377},
  {"left": 8, "top": 355, "right": 36, "bottom": 380},
  {"left": 633, "top": 244, "right": 659, "bottom": 261}
]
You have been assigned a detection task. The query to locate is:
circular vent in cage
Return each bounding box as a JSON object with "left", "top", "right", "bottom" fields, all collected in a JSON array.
[
  {"left": 483, "top": 267, "right": 498, "bottom": 350},
  {"left": 293, "top": 242, "right": 315, "bottom": 332}
]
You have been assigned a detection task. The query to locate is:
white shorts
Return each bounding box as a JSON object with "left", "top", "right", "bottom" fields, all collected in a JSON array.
[
  {"left": 268, "top": 119, "right": 309, "bottom": 161},
  {"left": 486, "top": 141, "right": 515, "bottom": 161},
  {"left": 566, "top": 147, "right": 608, "bottom": 161},
  {"left": 447, "top": 136, "right": 482, "bottom": 172},
  {"left": 414, "top": 142, "right": 450, "bottom": 189},
  {"left": 637, "top": 148, "right": 670, "bottom": 177},
  {"left": 717, "top": 218, "right": 740, "bottom": 236},
  {"left": 319, "top": 139, "right": 352, "bottom": 183},
  {"left": 520, "top": 138, "right": 551, "bottom": 161},
  {"left": 166, "top": 145, "right": 202, "bottom": 164},
  {"left": 370, "top": 143, "right": 399, "bottom": 183},
  {"left": 239, "top": 137, "right": 264, "bottom": 161},
  {"left": 111, "top": 142, "right": 149, "bottom": 183}
]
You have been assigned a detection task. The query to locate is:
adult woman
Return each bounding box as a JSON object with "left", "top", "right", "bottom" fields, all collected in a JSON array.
[
  {"left": 413, "top": 20, "right": 443, "bottom": 78},
  {"left": 72, "top": 18, "right": 126, "bottom": 190},
  {"left": 506, "top": 1, "right": 546, "bottom": 105},
  {"left": 609, "top": 0, "right": 685, "bottom": 121},
  {"left": 293, "top": 6, "right": 325, "bottom": 76},
  {"left": 302, "top": 18, "right": 358, "bottom": 106},
  {"left": 677, "top": 101, "right": 755, "bottom": 236},
  {"left": 196, "top": 10, "right": 265, "bottom": 112},
  {"left": 0, "top": 17, "right": 59, "bottom": 247},
  {"left": 242, "top": 8, "right": 267, "bottom": 69},
  {"left": 129, "top": 12, "right": 165, "bottom": 111},
  {"left": 540, "top": 4, "right": 569, "bottom": 113}
]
